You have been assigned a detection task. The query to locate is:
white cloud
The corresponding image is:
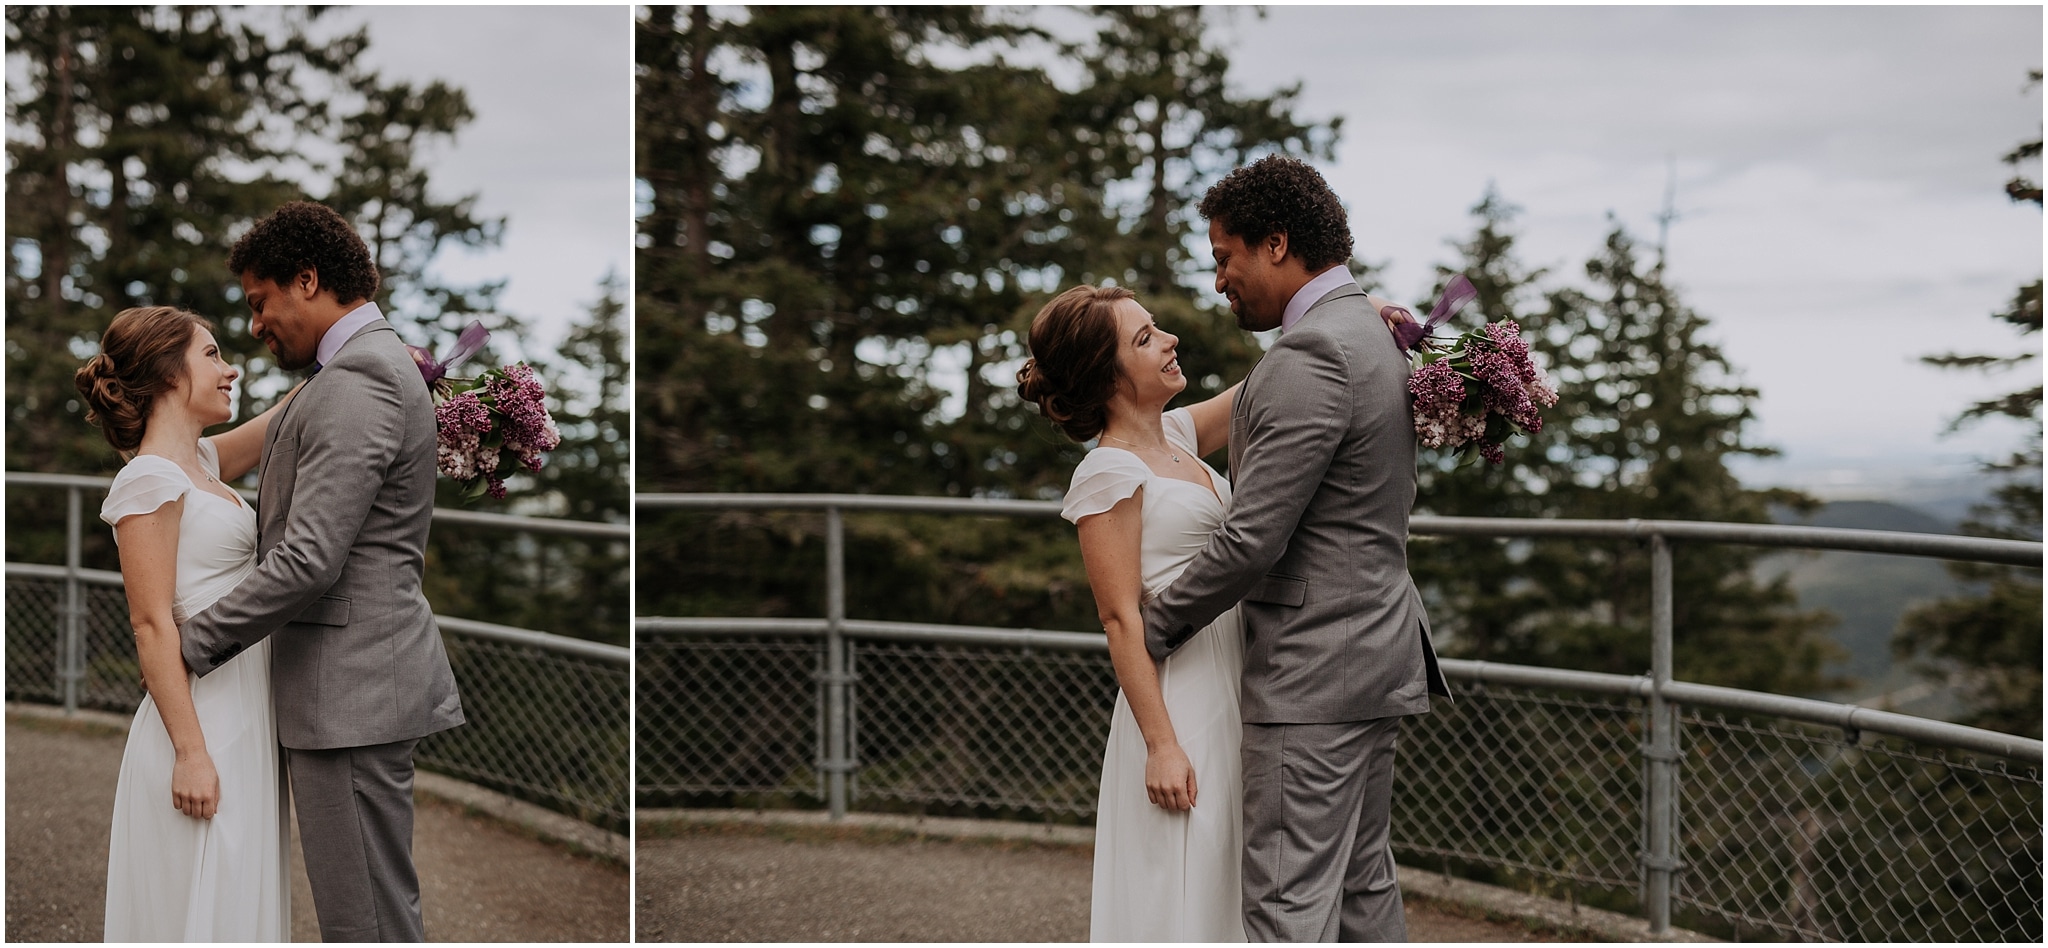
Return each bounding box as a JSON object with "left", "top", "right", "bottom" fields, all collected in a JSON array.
[
  {"left": 329, "top": 7, "right": 630, "bottom": 357},
  {"left": 1207, "top": 5, "right": 2042, "bottom": 495}
]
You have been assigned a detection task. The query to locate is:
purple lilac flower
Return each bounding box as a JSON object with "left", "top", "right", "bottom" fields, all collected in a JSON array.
[
  {"left": 430, "top": 362, "right": 565, "bottom": 500},
  {"left": 490, "top": 364, "right": 563, "bottom": 455},
  {"left": 436, "top": 393, "right": 492, "bottom": 435},
  {"left": 1408, "top": 360, "right": 1466, "bottom": 413},
  {"left": 1469, "top": 347, "right": 1541, "bottom": 430},
  {"left": 1486, "top": 321, "right": 1536, "bottom": 380}
]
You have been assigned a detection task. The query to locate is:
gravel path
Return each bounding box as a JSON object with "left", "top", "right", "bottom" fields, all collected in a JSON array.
[
  {"left": 637, "top": 822, "right": 1579, "bottom": 942},
  {"left": 5, "top": 712, "right": 626, "bottom": 942}
]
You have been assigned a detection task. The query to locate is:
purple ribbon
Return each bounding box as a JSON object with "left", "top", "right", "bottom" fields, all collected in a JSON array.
[
  {"left": 408, "top": 320, "right": 491, "bottom": 385},
  {"left": 1388, "top": 273, "right": 1478, "bottom": 352}
]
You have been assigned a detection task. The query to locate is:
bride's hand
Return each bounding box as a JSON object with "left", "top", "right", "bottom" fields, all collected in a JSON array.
[
  {"left": 172, "top": 750, "right": 221, "bottom": 820},
  {"left": 1145, "top": 743, "right": 1198, "bottom": 811}
]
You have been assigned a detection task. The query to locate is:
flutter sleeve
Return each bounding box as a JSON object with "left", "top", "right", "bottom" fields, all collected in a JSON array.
[
  {"left": 100, "top": 455, "right": 192, "bottom": 528},
  {"left": 1060, "top": 448, "right": 1152, "bottom": 524}
]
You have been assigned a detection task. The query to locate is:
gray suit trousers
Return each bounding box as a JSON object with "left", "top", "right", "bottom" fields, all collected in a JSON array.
[
  {"left": 1242, "top": 718, "right": 1406, "bottom": 942},
  {"left": 288, "top": 740, "right": 426, "bottom": 942}
]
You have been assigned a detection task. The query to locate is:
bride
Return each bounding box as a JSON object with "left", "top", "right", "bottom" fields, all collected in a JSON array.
[
  {"left": 1018, "top": 284, "right": 1248, "bottom": 942},
  {"left": 76, "top": 305, "right": 298, "bottom": 941}
]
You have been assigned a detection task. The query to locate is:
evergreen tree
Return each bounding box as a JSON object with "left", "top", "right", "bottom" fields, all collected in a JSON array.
[
  {"left": 634, "top": 6, "right": 1336, "bottom": 631},
  {"left": 1897, "top": 70, "right": 2042, "bottom": 737},
  {"left": 424, "top": 276, "right": 631, "bottom": 647},
  {"left": 5, "top": 6, "right": 353, "bottom": 478},
  {"left": 1405, "top": 188, "right": 1561, "bottom": 663},
  {"left": 1411, "top": 197, "right": 1833, "bottom": 694},
  {"left": 6, "top": 7, "right": 626, "bottom": 647},
  {"left": 324, "top": 70, "right": 510, "bottom": 355}
]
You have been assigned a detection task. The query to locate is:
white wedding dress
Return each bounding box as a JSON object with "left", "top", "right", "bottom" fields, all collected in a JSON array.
[
  {"left": 101, "top": 438, "right": 289, "bottom": 942},
  {"left": 1065, "top": 408, "right": 1248, "bottom": 943}
]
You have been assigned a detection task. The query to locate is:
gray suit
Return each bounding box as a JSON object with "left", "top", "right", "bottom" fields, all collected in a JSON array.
[
  {"left": 183, "top": 318, "right": 464, "bottom": 941},
  {"left": 1144, "top": 279, "right": 1450, "bottom": 941}
]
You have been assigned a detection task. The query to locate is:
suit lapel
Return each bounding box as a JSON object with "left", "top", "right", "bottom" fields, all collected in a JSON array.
[
  {"left": 255, "top": 381, "right": 299, "bottom": 525},
  {"left": 1229, "top": 281, "right": 1364, "bottom": 471}
]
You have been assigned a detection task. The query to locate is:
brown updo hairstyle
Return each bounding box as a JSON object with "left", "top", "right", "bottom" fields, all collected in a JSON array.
[
  {"left": 1016, "top": 284, "right": 1135, "bottom": 442},
  {"left": 73, "top": 306, "right": 214, "bottom": 453}
]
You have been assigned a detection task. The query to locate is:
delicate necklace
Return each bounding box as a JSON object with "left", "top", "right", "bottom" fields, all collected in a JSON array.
[
  {"left": 174, "top": 452, "right": 219, "bottom": 484},
  {"left": 1102, "top": 433, "right": 1180, "bottom": 463}
]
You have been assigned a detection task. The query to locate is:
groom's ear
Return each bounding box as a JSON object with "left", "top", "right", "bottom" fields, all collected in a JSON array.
[
  {"left": 292, "top": 268, "right": 322, "bottom": 301},
  {"left": 1263, "top": 231, "right": 1291, "bottom": 266}
]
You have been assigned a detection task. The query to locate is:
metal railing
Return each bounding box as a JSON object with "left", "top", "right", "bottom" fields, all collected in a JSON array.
[
  {"left": 637, "top": 492, "right": 2042, "bottom": 941},
  {"left": 4, "top": 472, "right": 631, "bottom": 831}
]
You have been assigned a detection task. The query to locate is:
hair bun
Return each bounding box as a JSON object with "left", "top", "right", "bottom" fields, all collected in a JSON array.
[
  {"left": 74, "top": 306, "right": 212, "bottom": 454},
  {"left": 1016, "top": 285, "right": 1134, "bottom": 443},
  {"left": 76, "top": 353, "right": 149, "bottom": 452}
]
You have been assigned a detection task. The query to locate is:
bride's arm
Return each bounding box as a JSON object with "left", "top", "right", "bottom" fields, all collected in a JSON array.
[
  {"left": 1183, "top": 381, "right": 1243, "bottom": 459},
  {"left": 1077, "top": 488, "right": 1199, "bottom": 812},
  {"left": 115, "top": 501, "right": 221, "bottom": 821},
  {"left": 208, "top": 380, "right": 306, "bottom": 483}
]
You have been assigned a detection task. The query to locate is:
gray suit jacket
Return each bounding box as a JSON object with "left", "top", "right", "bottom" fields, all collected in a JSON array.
[
  {"left": 1143, "top": 280, "right": 1451, "bottom": 724},
  {"left": 182, "top": 319, "right": 465, "bottom": 750}
]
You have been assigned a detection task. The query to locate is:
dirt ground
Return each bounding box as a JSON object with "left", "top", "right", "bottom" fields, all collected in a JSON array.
[
  {"left": 4, "top": 712, "right": 627, "bottom": 942},
  {"left": 636, "top": 821, "right": 1584, "bottom": 942}
]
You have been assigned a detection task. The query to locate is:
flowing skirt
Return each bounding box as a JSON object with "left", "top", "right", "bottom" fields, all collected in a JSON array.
[
  {"left": 103, "top": 638, "right": 289, "bottom": 942},
  {"left": 1090, "top": 607, "right": 1248, "bottom": 942}
]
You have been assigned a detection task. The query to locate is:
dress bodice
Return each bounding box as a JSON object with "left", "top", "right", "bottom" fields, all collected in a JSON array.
[
  {"left": 1061, "top": 409, "right": 1233, "bottom": 594},
  {"left": 101, "top": 438, "right": 258, "bottom": 622}
]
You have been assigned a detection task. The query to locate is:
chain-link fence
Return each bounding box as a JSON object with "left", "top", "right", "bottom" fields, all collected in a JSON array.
[
  {"left": 640, "top": 626, "right": 2042, "bottom": 940},
  {"left": 1676, "top": 710, "right": 2039, "bottom": 941},
  {"left": 637, "top": 491, "right": 2043, "bottom": 939},
  {"left": 6, "top": 569, "right": 630, "bottom": 832}
]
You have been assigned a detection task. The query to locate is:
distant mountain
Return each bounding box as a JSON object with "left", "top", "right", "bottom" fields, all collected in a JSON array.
[
  {"left": 1757, "top": 500, "right": 1966, "bottom": 720},
  {"left": 1771, "top": 499, "right": 1956, "bottom": 534}
]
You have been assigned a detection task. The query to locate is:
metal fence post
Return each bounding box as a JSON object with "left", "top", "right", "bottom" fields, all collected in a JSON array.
[
  {"left": 824, "top": 505, "right": 850, "bottom": 819},
  {"left": 63, "top": 486, "right": 83, "bottom": 713},
  {"left": 1644, "top": 533, "right": 1677, "bottom": 933}
]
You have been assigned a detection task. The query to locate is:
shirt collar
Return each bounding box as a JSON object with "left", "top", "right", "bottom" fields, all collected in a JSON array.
[
  {"left": 1280, "top": 266, "right": 1360, "bottom": 333},
  {"left": 315, "top": 301, "right": 384, "bottom": 368}
]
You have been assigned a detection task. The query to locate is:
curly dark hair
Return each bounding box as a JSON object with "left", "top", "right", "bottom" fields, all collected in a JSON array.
[
  {"left": 227, "top": 201, "right": 378, "bottom": 304},
  {"left": 1197, "top": 155, "right": 1353, "bottom": 271},
  {"left": 1017, "top": 284, "right": 1135, "bottom": 443}
]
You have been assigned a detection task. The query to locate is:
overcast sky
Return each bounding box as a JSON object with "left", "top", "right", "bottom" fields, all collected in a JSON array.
[
  {"left": 1194, "top": 6, "right": 2040, "bottom": 505},
  {"left": 320, "top": 6, "right": 630, "bottom": 360}
]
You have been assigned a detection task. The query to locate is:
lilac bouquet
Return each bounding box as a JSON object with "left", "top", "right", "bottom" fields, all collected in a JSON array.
[
  {"left": 409, "top": 322, "right": 563, "bottom": 500},
  {"left": 1385, "top": 275, "right": 1558, "bottom": 465}
]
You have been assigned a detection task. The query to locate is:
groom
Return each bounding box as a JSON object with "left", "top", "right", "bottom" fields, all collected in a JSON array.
[
  {"left": 180, "top": 201, "right": 465, "bottom": 941},
  {"left": 1143, "top": 156, "right": 1450, "bottom": 942}
]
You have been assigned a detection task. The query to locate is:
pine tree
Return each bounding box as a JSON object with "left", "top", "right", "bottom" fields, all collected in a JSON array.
[
  {"left": 6, "top": 7, "right": 626, "bottom": 648},
  {"left": 5, "top": 7, "right": 353, "bottom": 477},
  {"left": 1897, "top": 70, "right": 2042, "bottom": 737},
  {"left": 423, "top": 276, "right": 631, "bottom": 646},
  {"left": 1411, "top": 198, "right": 1833, "bottom": 694},
  {"left": 324, "top": 70, "right": 509, "bottom": 355},
  {"left": 633, "top": 6, "right": 1337, "bottom": 631}
]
